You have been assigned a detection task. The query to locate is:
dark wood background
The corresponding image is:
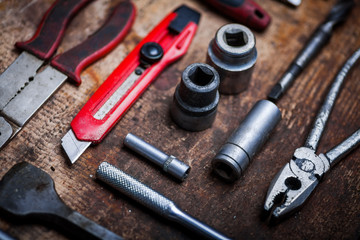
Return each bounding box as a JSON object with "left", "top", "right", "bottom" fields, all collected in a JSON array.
[{"left": 0, "top": 0, "right": 359, "bottom": 239}]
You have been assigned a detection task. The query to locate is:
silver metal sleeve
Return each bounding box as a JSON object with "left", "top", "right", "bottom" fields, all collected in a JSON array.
[
  {"left": 124, "top": 133, "right": 190, "bottom": 181},
  {"left": 212, "top": 100, "right": 281, "bottom": 181},
  {"left": 124, "top": 133, "right": 169, "bottom": 166},
  {"left": 96, "top": 162, "right": 231, "bottom": 240}
]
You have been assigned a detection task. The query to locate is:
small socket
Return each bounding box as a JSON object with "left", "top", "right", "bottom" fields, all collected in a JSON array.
[
  {"left": 207, "top": 23, "right": 257, "bottom": 94},
  {"left": 171, "top": 63, "right": 220, "bottom": 131},
  {"left": 124, "top": 133, "right": 190, "bottom": 181}
]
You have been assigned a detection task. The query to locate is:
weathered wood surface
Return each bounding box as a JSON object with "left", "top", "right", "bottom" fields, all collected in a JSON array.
[{"left": 0, "top": 0, "right": 359, "bottom": 239}]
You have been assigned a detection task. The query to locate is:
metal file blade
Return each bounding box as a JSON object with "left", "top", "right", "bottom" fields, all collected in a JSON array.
[{"left": 0, "top": 52, "right": 44, "bottom": 110}]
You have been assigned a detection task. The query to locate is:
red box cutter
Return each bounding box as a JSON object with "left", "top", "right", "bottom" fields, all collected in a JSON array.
[{"left": 61, "top": 5, "right": 201, "bottom": 164}]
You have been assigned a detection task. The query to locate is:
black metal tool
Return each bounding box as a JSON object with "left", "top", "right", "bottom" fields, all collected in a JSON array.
[
  {"left": 171, "top": 63, "right": 220, "bottom": 131},
  {"left": 0, "top": 162, "right": 123, "bottom": 240},
  {"left": 267, "top": 0, "right": 354, "bottom": 101}
]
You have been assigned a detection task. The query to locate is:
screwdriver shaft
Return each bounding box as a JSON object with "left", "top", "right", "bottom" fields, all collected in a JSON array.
[{"left": 267, "top": 0, "right": 354, "bottom": 101}]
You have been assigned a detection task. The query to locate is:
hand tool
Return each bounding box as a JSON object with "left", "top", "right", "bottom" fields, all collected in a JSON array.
[
  {"left": 212, "top": 100, "right": 281, "bottom": 181},
  {"left": 171, "top": 63, "right": 220, "bottom": 131},
  {"left": 200, "top": 0, "right": 271, "bottom": 31},
  {"left": 207, "top": 24, "right": 257, "bottom": 94},
  {"left": 124, "top": 133, "right": 191, "bottom": 181},
  {"left": 263, "top": 48, "right": 360, "bottom": 223},
  {"left": 97, "top": 162, "right": 231, "bottom": 240},
  {"left": 0, "top": 0, "right": 136, "bottom": 149},
  {"left": 0, "top": 162, "right": 123, "bottom": 240},
  {"left": 274, "top": 0, "right": 301, "bottom": 8},
  {"left": 267, "top": 0, "right": 354, "bottom": 101},
  {"left": 61, "top": 5, "right": 201, "bottom": 164},
  {"left": 0, "top": 0, "right": 93, "bottom": 148}
]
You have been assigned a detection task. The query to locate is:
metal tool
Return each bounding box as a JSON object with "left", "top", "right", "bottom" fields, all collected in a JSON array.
[
  {"left": 0, "top": 0, "right": 136, "bottom": 149},
  {"left": 0, "top": 162, "right": 123, "bottom": 240},
  {"left": 124, "top": 133, "right": 191, "bottom": 181},
  {"left": 61, "top": 5, "right": 201, "bottom": 164},
  {"left": 263, "top": 48, "right": 360, "bottom": 223},
  {"left": 200, "top": 0, "right": 271, "bottom": 31},
  {"left": 267, "top": 0, "right": 354, "bottom": 101},
  {"left": 96, "top": 162, "right": 231, "bottom": 240},
  {"left": 212, "top": 100, "right": 281, "bottom": 181},
  {"left": 207, "top": 24, "right": 257, "bottom": 94},
  {"left": 275, "top": 0, "right": 301, "bottom": 8},
  {"left": 171, "top": 63, "right": 220, "bottom": 131}
]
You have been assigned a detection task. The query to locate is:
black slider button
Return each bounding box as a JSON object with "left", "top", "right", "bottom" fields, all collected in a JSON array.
[{"left": 140, "top": 42, "right": 164, "bottom": 65}]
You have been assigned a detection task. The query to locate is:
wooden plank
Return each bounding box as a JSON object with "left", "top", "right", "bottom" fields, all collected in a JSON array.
[{"left": 0, "top": 0, "right": 359, "bottom": 239}]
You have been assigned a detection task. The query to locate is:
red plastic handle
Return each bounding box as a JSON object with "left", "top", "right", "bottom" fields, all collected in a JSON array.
[
  {"left": 71, "top": 6, "right": 200, "bottom": 143},
  {"left": 50, "top": 1, "right": 136, "bottom": 85},
  {"left": 15, "top": 0, "right": 93, "bottom": 60},
  {"left": 203, "top": 0, "right": 271, "bottom": 31}
]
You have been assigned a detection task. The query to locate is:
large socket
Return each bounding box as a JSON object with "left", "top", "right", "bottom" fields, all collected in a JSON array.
[
  {"left": 171, "top": 63, "right": 220, "bottom": 131},
  {"left": 207, "top": 23, "right": 257, "bottom": 94},
  {"left": 212, "top": 100, "right": 281, "bottom": 181}
]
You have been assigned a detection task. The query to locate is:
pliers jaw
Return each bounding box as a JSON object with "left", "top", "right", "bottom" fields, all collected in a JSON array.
[{"left": 263, "top": 147, "right": 330, "bottom": 223}]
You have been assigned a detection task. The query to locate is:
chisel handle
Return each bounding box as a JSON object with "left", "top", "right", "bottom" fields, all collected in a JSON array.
[
  {"left": 51, "top": 1, "right": 136, "bottom": 85},
  {"left": 16, "top": 0, "right": 93, "bottom": 60}
]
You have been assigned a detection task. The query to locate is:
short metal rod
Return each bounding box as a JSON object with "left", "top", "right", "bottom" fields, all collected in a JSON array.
[
  {"left": 124, "top": 133, "right": 169, "bottom": 166},
  {"left": 124, "top": 133, "right": 190, "bottom": 181},
  {"left": 305, "top": 48, "right": 360, "bottom": 150},
  {"left": 96, "top": 162, "right": 231, "bottom": 240}
]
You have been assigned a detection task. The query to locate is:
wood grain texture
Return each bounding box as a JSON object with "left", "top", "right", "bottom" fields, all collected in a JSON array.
[{"left": 0, "top": 0, "right": 359, "bottom": 239}]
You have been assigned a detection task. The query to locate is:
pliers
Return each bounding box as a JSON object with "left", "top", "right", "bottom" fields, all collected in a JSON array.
[{"left": 263, "top": 48, "right": 360, "bottom": 223}]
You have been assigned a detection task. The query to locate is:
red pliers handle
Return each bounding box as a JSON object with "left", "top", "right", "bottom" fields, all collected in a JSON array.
[{"left": 202, "top": 0, "right": 271, "bottom": 31}]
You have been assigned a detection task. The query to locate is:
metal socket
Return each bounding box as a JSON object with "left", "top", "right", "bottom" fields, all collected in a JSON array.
[
  {"left": 212, "top": 100, "right": 281, "bottom": 182},
  {"left": 207, "top": 23, "right": 257, "bottom": 94},
  {"left": 124, "top": 133, "right": 190, "bottom": 181},
  {"left": 171, "top": 63, "right": 220, "bottom": 131}
]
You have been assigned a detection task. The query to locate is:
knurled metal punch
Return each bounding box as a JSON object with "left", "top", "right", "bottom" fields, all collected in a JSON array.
[{"left": 263, "top": 48, "right": 360, "bottom": 223}]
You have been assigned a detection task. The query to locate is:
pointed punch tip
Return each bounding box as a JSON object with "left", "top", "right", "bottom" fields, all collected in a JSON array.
[{"left": 61, "top": 129, "right": 91, "bottom": 164}]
